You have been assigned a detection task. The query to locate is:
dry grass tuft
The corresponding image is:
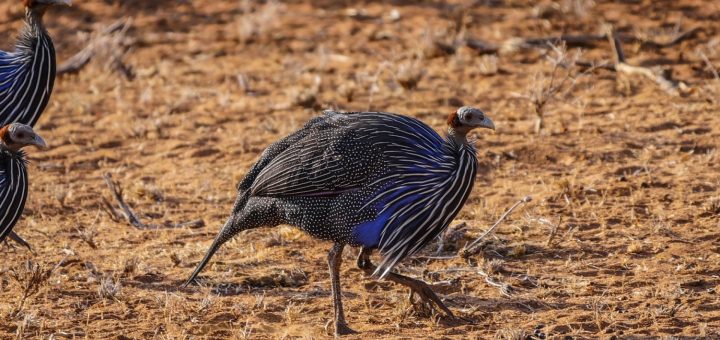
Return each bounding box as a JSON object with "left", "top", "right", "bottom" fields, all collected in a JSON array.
[
  {"left": 626, "top": 241, "right": 646, "bottom": 254},
  {"left": 8, "top": 260, "right": 54, "bottom": 316},
  {"left": 98, "top": 276, "right": 122, "bottom": 301},
  {"left": 494, "top": 328, "right": 529, "bottom": 340},
  {"left": 514, "top": 42, "right": 581, "bottom": 134}
]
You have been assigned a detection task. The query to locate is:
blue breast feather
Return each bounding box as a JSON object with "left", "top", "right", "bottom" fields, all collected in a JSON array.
[
  {"left": 0, "top": 51, "right": 24, "bottom": 93},
  {"left": 351, "top": 115, "right": 454, "bottom": 247}
]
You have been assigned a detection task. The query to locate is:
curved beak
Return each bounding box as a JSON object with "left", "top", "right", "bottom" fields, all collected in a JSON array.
[
  {"left": 30, "top": 134, "right": 48, "bottom": 149},
  {"left": 478, "top": 116, "right": 495, "bottom": 130}
]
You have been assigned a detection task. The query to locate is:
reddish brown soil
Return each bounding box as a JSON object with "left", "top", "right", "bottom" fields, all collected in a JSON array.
[{"left": 1, "top": 0, "right": 719, "bottom": 338}]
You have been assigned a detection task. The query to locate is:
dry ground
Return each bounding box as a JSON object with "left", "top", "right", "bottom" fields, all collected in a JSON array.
[{"left": 1, "top": 0, "right": 719, "bottom": 338}]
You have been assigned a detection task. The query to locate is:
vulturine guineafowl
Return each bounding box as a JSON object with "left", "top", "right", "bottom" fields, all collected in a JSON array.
[
  {"left": 0, "top": 123, "right": 47, "bottom": 244},
  {"left": 185, "top": 107, "right": 495, "bottom": 335},
  {"left": 0, "top": 0, "right": 70, "bottom": 248}
]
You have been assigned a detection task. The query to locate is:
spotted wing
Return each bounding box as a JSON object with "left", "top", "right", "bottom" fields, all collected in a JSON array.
[{"left": 250, "top": 114, "right": 382, "bottom": 198}]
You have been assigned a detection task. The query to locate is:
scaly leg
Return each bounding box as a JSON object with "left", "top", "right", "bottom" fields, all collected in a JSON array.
[
  {"left": 328, "top": 243, "right": 357, "bottom": 336},
  {"left": 356, "top": 247, "right": 455, "bottom": 318}
]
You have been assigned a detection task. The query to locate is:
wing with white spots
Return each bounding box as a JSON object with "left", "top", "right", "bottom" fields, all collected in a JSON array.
[{"left": 250, "top": 114, "right": 382, "bottom": 197}]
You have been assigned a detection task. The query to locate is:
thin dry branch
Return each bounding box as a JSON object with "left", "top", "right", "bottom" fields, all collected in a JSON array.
[
  {"left": 477, "top": 270, "right": 514, "bottom": 297},
  {"left": 637, "top": 27, "right": 704, "bottom": 48},
  {"left": 574, "top": 60, "right": 616, "bottom": 71},
  {"left": 103, "top": 173, "right": 205, "bottom": 230},
  {"left": 9, "top": 258, "right": 64, "bottom": 316},
  {"left": 462, "top": 27, "right": 702, "bottom": 55},
  {"left": 606, "top": 27, "right": 689, "bottom": 96},
  {"left": 517, "top": 42, "right": 581, "bottom": 134},
  {"left": 461, "top": 196, "right": 532, "bottom": 258},
  {"left": 57, "top": 18, "right": 135, "bottom": 80},
  {"left": 103, "top": 173, "right": 145, "bottom": 229}
]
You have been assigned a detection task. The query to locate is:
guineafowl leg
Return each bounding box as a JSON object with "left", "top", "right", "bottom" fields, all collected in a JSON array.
[
  {"left": 328, "top": 243, "right": 357, "bottom": 336},
  {"left": 8, "top": 232, "right": 32, "bottom": 252},
  {"left": 356, "top": 247, "right": 455, "bottom": 318}
]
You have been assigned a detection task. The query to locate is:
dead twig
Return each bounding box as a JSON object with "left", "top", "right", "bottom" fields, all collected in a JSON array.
[
  {"left": 103, "top": 173, "right": 204, "bottom": 230},
  {"left": 477, "top": 269, "right": 514, "bottom": 297},
  {"left": 9, "top": 258, "right": 66, "bottom": 316},
  {"left": 103, "top": 173, "right": 146, "bottom": 229},
  {"left": 606, "top": 26, "right": 689, "bottom": 96},
  {"left": 514, "top": 42, "right": 581, "bottom": 134},
  {"left": 637, "top": 27, "right": 704, "bottom": 49},
  {"left": 574, "top": 60, "right": 616, "bottom": 71},
  {"left": 57, "top": 17, "right": 135, "bottom": 80},
  {"left": 544, "top": 216, "right": 563, "bottom": 246},
  {"left": 698, "top": 51, "right": 720, "bottom": 81},
  {"left": 462, "top": 27, "right": 703, "bottom": 55},
  {"left": 461, "top": 196, "right": 532, "bottom": 258},
  {"left": 101, "top": 196, "right": 122, "bottom": 222}
]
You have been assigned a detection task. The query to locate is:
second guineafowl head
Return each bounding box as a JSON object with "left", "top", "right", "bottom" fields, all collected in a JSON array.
[{"left": 0, "top": 123, "right": 47, "bottom": 245}]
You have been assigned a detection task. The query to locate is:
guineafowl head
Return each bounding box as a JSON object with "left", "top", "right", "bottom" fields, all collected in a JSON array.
[
  {"left": 447, "top": 106, "right": 495, "bottom": 138},
  {"left": 0, "top": 123, "right": 48, "bottom": 151}
]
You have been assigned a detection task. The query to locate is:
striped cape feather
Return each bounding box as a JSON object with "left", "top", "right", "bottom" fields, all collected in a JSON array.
[
  {"left": 0, "top": 148, "right": 29, "bottom": 242},
  {"left": 0, "top": 16, "right": 57, "bottom": 127}
]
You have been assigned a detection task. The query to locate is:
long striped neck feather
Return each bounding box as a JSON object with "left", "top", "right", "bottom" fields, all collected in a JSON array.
[{"left": 20, "top": 7, "right": 49, "bottom": 46}]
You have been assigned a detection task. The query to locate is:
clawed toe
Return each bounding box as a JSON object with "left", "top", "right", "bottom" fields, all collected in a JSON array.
[
  {"left": 408, "top": 282, "right": 455, "bottom": 317},
  {"left": 444, "top": 314, "right": 474, "bottom": 325},
  {"left": 335, "top": 322, "right": 358, "bottom": 336}
]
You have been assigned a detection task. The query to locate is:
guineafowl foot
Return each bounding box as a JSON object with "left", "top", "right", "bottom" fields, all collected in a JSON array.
[
  {"left": 395, "top": 274, "right": 455, "bottom": 318},
  {"left": 357, "top": 247, "right": 457, "bottom": 319},
  {"left": 7, "top": 232, "right": 33, "bottom": 252},
  {"left": 335, "top": 322, "right": 358, "bottom": 336}
]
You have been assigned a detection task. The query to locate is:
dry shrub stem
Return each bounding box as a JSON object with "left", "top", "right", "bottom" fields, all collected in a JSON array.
[
  {"left": 8, "top": 260, "right": 57, "bottom": 316},
  {"left": 606, "top": 26, "right": 689, "bottom": 96},
  {"left": 463, "top": 27, "right": 703, "bottom": 55},
  {"left": 522, "top": 42, "right": 580, "bottom": 134},
  {"left": 462, "top": 196, "right": 533, "bottom": 257},
  {"left": 57, "top": 17, "right": 135, "bottom": 80},
  {"left": 103, "top": 173, "right": 205, "bottom": 230}
]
